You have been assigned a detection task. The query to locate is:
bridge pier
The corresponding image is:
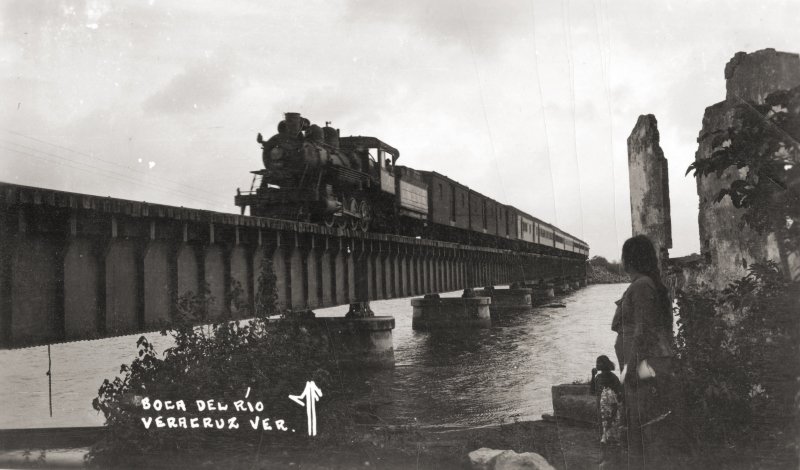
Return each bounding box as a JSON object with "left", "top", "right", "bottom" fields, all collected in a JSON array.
[
  {"left": 478, "top": 287, "right": 533, "bottom": 315},
  {"left": 65, "top": 237, "right": 102, "bottom": 337},
  {"left": 105, "top": 237, "right": 140, "bottom": 333},
  {"left": 142, "top": 239, "right": 173, "bottom": 326},
  {"left": 374, "top": 243, "right": 385, "bottom": 300},
  {"left": 229, "top": 237, "right": 251, "bottom": 318},
  {"left": 10, "top": 234, "right": 63, "bottom": 344},
  {"left": 411, "top": 295, "right": 492, "bottom": 329},
  {"left": 306, "top": 237, "right": 321, "bottom": 310},
  {"left": 399, "top": 248, "right": 408, "bottom": 297},
  {"left": 319, "top": 238, "right": 335, "bottom": 307}
]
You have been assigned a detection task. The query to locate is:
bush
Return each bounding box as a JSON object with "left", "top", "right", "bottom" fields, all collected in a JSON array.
[
  {"left": 87, "top": 256, "right": 360, "bottom": 468},
  {"left": 674, "top": 262, "right": 800, "bottom": 452}
]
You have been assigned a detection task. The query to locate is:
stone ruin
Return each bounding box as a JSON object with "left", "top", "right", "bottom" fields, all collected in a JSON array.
[{"left": 628, "top": 48, "right": 800, "bottom": 291}]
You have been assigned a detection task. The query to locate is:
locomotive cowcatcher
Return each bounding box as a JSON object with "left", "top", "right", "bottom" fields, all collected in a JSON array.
[{"left": 235, "top": 112, "right": 400, "bottom": 232}]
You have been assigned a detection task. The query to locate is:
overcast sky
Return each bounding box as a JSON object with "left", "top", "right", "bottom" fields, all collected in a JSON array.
[{"left": 2, "top": 0, "right": 798, "bottom": 260}]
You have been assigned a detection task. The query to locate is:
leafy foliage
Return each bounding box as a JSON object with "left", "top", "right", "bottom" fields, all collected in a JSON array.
[
  {"left": 686, "top": 86, "right": 800, "bottom": 255},
  {"left": 674, "top": 262, "right": 800, "bottom": 449},
  {"left": 88, "top": 255, "right": 358, "bottom": 467}
]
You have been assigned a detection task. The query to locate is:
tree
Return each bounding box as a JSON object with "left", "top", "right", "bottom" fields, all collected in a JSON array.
[{"left": 687, "top": 85, "right": 800, "bottom": 280}]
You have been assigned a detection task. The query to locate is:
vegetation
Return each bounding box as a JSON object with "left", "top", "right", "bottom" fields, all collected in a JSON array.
[
  {"left": 87, "top": 256, "right": 360, "bottom": 468},
  {"left": 678, "top": 85, "right": 800, "bottom": 464},
  {"left": 587, "top": 256, "right": 627, "bottom": 284},
  {"left": 674, "top": 262, "right": 799, "bottom": 455},
  {"left": 687, "top": 85, "right": 800, "bottom": 277}
]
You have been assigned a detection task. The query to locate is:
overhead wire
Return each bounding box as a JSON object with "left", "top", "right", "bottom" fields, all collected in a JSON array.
[
  {"left": 0, "top": 141, "right": 230, "bottom": 209},
  {"left": 526, "top": 0, "right": 560, "bottom": 226},
  {"left": 560, "top": 0, "right": 586, "bottom": 240},
  {"left": 594, "top": 0, "right": 621, "bottom": 255},
  {"left": 456, "top": 4, "right": 508, "bottom": 203},
  {"left": 3, "top": 129, "right": 230, "bottom": 205}
]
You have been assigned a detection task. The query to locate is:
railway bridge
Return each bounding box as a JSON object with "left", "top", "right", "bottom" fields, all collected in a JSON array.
[{"left": 0, "top": 182, "right": 586, "bottom": 350}]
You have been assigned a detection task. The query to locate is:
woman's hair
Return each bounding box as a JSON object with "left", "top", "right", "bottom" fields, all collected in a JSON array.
[
  {"left": 621, "top": 235, "right": 661, "bottom": 281},
  {"left": 596, "top": 355, "right": 615, "bottom": 372},
  {"left": 621, "top": 235, "right": 672, "bottom": 328}
]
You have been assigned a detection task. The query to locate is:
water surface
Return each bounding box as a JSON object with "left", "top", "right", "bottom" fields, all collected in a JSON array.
[{"left": 0, "top": 284, "right": 626, "bottom": 429}]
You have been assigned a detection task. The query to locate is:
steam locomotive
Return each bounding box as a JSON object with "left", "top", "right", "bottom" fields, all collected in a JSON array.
[{"left": 235, "top": 113, "right": 588, "bottom": 260}]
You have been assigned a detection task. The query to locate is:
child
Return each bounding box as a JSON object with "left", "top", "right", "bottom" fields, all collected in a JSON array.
[{"left": 591, "top": 355, "right": 623, "bottom": 445}]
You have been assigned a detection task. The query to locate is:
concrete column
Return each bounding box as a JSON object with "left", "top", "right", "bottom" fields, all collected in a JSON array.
[
  {"left": 11, "top": 235, "right": 63, "bottom": 344},
  {"left": 347, "top": 241, "right": 357, "bottom": 303},
  {"left": 419, "top": 247, "right": 426, "bottom": 295},
  {"left": 320, "top": 238, "right": 335, "bottom": 307},
  {"left": 273, "top": 234, "right": 291, "bottom": 312},
  {"left": 435, "top": 249, "right": 443, "bottom": 293},
  {"left": 447, "top": 249, "right": 454, "bottom": 292},
  {"left": 335, "top": 239, "right": 348, "bottom": 305},
  {"left": 177, "top": 243, "right": 199, "bottom": 299},
  {"left": 386, "top": 244, "right": 400, "bottom": 298},
  {"left": 142, "top": 239, "right": 174, "bottom": 327},
  {"left": 306, "top": 236, "right": 321, "bottom": 309},
  {"left": 230, "top": 241, "right": 251, "bottom": 319},
  {"left": 410, "top": 248, "right": 419, "bottom": 296},
  {"left": 289, "top": 234, "right": 308, "bottom": 314},
  {"left": 366, "top": 242, "right": 376, "bottom": 301},
  {"left": 427, "top": 251, "right": 435, "bottom": 293},
  {"left": 105, "top": 238, "right": 140, "bottom": 333},
  {"left": 64, "top": 237, "right": 102, "bottom": 338},
  {"left": 346, "top": 239, "right": 373, "bottom": 317},
  {"left": 204, "top": 243, "right": 227, "bottom": 320},
  {"left": 374, "top": 243, "right": 385, "bottom": 300},
  {"left": 399, "top": 248, "right": 408, "bottom": 298}
]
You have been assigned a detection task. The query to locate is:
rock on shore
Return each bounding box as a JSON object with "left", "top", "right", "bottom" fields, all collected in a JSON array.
[{"left": 469, "top": 447, "right": 555, "bottom": 470}]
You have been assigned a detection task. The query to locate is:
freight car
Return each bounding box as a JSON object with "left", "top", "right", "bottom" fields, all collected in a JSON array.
[{"left": 236, "top": 113, "right": 588, "bottom": 263}]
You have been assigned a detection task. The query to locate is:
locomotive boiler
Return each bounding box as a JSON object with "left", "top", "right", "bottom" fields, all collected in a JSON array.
[{"left": 235, "top": 112, "right": 400, "bottom": 231}]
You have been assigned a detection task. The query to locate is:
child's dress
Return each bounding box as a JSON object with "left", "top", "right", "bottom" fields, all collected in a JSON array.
[{"left": 592, "top": 371, "right": 622, "bottom": 444}]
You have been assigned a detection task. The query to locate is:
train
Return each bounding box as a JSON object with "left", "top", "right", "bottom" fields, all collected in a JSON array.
[{"left": 235, "top": 112, "right": 588, "bottom": 261}]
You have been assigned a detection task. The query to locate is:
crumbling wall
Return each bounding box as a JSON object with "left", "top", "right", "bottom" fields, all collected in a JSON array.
[
  {"left": 694, "top": 48, "right": 800, "bottom": 289},
  {"left": 627, "top": 114, "right": 672, "bottom": 268}
]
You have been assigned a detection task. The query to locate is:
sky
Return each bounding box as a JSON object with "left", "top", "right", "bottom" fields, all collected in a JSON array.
[{"left": 1, "top": 0, "right": 798, "bottom": 260}]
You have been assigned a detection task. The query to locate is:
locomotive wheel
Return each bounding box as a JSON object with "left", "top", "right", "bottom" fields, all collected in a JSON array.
[
  {"left": 358, "top": 200, "right": 371, "bottom": 232},
  {"left": 348, "top": 197, "right": 359, "bottom": 230}
]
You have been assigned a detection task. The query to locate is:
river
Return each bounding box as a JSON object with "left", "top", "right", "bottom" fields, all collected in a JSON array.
[{"left": 0, "top": 283, "right": 626, "bottom": 430}]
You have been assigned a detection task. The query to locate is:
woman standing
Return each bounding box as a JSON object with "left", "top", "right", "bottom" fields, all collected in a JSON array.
[{"left": 613, "top": 235, "right": 677, "bottom": 469}]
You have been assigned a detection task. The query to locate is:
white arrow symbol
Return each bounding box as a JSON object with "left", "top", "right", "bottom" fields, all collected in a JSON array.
[{"left": 289, "top": 381, "right": 323, "bottom": 436}]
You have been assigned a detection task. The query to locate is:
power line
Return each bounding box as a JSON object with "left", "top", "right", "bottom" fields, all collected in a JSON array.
[
  {"left": 1, "top": 143, "right": 231, "bottom": 209},
  {"left": 560, "top": 0, "right": 586, "bottom": 240},
  {"left": 3, "top": 129, "right": 230, "bottom": 202},
  {"left": 527, "top": 0, "right": 559, "bottom": 226}
]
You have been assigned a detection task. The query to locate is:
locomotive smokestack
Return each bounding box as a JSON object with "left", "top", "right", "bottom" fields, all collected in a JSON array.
[{"left": 284, "top": 112, "right": 303, "bottom": 138}]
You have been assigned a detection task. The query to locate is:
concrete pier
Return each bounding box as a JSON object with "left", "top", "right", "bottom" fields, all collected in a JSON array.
[
  {"left": 296, "top": 316, "right": 395, "bottom": 367},
  {"left": 410, "top": 296, "right": 492, "bottom": 329},
  {"left": 477, "top": 287, "right": 532, "bottom": 314}
]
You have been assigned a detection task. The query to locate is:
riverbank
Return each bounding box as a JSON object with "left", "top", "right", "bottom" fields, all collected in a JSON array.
[
  {"left": 3, "top": 417, "right": 795, "bottom": 469},
  {"left": 0, "top": 420, "right": 598, "bottom": 469}
]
